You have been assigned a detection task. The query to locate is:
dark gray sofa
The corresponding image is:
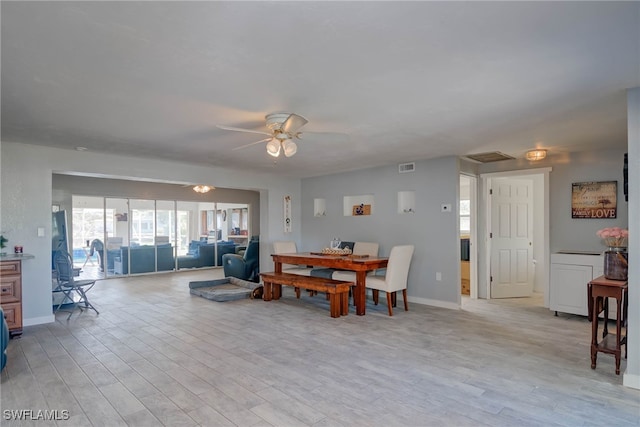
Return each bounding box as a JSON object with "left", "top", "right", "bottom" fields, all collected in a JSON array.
[
  {"left": 113, "top": 244, "right": 175, "bottom": 274},
  {"left": 177, "top": 241, "right": 237, "bottom": 269}
]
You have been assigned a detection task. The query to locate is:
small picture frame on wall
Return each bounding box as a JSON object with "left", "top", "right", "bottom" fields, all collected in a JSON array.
[
  {"left": 284, "top": 195, "right": 292, "bottom": 233},
  {"left": 571, "top": 181, "right": 617, "bottom": 219}
]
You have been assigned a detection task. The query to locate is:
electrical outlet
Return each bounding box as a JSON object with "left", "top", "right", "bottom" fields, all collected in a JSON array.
[{"left": 441, "top": 204, "right": 452, "bottom": 213}]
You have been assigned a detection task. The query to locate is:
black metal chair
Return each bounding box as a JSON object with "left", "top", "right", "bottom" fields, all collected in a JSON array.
[{"left": 53, "top": 249, "right": 99, "bottom": 319}]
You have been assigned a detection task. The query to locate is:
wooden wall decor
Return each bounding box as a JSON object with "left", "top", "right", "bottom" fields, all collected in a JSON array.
[{"left": 571, "top": 181, "right": 617, "bottom": 219}]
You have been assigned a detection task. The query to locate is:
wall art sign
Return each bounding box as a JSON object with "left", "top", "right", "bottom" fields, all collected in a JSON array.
[
  {"left": 352, "top": 204, "right": 371, "bottom": 216},
  {"left": 571, "top": 181, "right": 617, "bottom": 219},
  {"left": 284, "top": 195, "right": 292, "bottom": 233}
]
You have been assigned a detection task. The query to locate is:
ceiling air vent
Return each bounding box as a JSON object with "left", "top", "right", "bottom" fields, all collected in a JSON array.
[
  {"left": 398, "top": 162, "right": 415, "bottom": 173},
  {"left": 465, "top": 151, "right": 515, "bottom": 163}
]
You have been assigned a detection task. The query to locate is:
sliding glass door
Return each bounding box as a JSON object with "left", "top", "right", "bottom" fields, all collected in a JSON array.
[
  {"left": 71, "top": 196, "right": 253, "bottom": 277},
  {"left": 72, "top": 196, "right": 107, "bottom": 278},
  {"left": 156, "top": 200, "right": 177, "bottom": 273},
  {"left": 105, "top": 198, "right": 129, "bottom": 278}
]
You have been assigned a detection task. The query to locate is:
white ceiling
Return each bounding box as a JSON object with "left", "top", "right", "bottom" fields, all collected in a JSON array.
[{"left": 2, "top": 2, "right": 639, "bottom": 178}]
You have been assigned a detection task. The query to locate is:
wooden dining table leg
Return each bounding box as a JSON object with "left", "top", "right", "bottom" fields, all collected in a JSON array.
[{"left": 355, "top": 271, "right": 367, "bottom": 315}]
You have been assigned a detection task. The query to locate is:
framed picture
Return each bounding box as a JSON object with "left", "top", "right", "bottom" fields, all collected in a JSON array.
[
  {"left": 352, "top": 204, "right": 372, "bottom": 216},
  {"left": 284, "top": 195, "right": 292, "bottom": 233},
  {"left": 571, "top": 181, "right": 617, "bottom": 218}
]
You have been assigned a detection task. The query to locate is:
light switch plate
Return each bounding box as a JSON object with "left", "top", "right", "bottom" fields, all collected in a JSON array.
[{"left": 37, "top": 226, "right": 45, "bottom": 237}]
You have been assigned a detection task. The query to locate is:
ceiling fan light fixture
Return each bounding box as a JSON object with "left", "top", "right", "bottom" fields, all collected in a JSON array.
[
  {"left": 193, "top": 185, "right": 214, "bottom": 194},
  {"left": 220, "top": 112, "right": 312, "bottom": 158},
  {"left": 526, "top": 149, "right": 547, "bottom": 161},
  {"left": 283, "top": 140, "right": 297, "bottom": 157},
  {"left": 266, "top": 139, "right": 281, "bottom": 157}
]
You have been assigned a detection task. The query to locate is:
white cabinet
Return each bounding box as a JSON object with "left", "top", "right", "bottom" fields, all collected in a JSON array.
[{"left": 550, "top": 253, "right": 603, "bottom": 316}]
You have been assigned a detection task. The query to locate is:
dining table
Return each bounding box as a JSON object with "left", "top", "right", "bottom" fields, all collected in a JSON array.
[{"left": 270, "top": 252, "right": 389, "bottom": 315}]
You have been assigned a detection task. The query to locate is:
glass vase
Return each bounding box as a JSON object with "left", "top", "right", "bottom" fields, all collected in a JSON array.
[{"left": 604, "top": 247, "right": 628, "bottom": 281}]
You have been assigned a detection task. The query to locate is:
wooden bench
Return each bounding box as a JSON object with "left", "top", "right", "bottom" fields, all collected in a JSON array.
[{"left": 260, "top": 272, "right": 354, "bottom": 318}]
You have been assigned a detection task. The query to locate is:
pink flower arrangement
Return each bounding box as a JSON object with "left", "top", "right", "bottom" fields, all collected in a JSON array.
[{"left": 596, "top": 227, "right": 629, "bottom": 248}]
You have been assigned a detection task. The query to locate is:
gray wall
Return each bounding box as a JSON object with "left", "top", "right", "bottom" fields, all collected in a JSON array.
[
  {"left": 301, "top": 156, "right": 461, "bottom": 308},
  {"left": 479, "top": 148, "right": 628, "bottom": 254},
  {"left": 0, "top": 141, "right": 302, "bottom": 326},
  {"left": 301, "top": 147, "right": 628, "bottom": 309}
]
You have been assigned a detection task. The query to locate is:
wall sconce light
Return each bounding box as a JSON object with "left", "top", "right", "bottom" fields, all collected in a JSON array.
[
  {"left": 193, "top": 185, "right": 214, "bottom": 194},
  {"left": 526, "top": 149, "right": 547, "bottom": 161}
]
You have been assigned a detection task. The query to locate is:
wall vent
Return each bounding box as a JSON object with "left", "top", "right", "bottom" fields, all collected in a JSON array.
[
  {"left": 398, "top": 162, "right": 415, "bottom": 173},
  {"left": 464, "top": 151, "right": 515, "bottom": 163}
]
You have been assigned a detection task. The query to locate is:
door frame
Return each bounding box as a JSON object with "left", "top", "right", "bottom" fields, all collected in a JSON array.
[
  {"left": 480, "top": 167, "right": 552, "bottom": 304},
  {"left": 459, "top": 174, "right": 479, "bottom": 300}
]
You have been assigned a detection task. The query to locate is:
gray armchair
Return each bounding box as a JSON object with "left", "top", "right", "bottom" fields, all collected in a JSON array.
[{"left": 222, "top": 239, "right": 259, "bottom": 282}]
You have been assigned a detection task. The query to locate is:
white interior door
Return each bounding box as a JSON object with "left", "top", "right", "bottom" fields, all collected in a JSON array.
[{"left": 490, "top": 178, "right": 534, "bottom": 298}]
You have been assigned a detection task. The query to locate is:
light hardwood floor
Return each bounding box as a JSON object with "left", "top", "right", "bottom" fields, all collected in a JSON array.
[{"left": 2, "top": 269, "right": 638, "bottom": 426}]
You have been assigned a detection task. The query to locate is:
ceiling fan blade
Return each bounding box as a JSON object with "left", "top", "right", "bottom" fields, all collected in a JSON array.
[
  {"left": 232, "top": 137, "right": 273, "bottom": 151},
  {"left": 217, "top": 125, "right": 272, "bottom": 137},
  {"left": 296, "top": 131, "right": 349, "bottom": 143},
  {"left": 281, "top": 113, "right": 308, "bottom": 134}
]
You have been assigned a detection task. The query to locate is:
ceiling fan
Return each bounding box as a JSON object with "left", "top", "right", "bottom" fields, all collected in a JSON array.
[{"left": 217, "top": 113, "right": 309, "bottom": 158}]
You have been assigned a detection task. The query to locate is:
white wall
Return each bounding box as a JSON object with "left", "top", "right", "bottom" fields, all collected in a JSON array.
[
  {"left": 624, "top": 87, "right": 639, "bottom": 389},
  {"left": 0, "top": 141, "right": 301, "bottom": 326},
  {"left": 301, "top": 156, "right": 461, "bottom": 309}
]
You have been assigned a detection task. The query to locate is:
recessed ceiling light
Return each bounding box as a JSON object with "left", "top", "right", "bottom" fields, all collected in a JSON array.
[{"left": 75, "top": 146, "right": 88, "bottom": 151}]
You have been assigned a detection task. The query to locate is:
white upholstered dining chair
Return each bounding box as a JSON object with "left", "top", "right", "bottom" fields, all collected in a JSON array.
[
  {"left": 272, "top": 241, "right": 313, "bottom": 275},
  {"left": 365, "top": 245, "right": 414, "bottom": 316},
  {"left": 353, "top": 242, "right": 379, "bottom": 257},
  {"left": 332, "top": 241, "right": 380, "bottom": 282}
]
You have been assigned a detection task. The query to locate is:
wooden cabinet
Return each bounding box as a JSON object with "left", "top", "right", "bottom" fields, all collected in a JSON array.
[
  {"left": 461, "top": 261, "right": 470, "bottom": 295},
  {"left": 1, "top": 259, "right": 23, "bottom": 336}
]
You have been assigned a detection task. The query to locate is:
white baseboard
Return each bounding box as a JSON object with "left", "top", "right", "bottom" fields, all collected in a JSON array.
[
  {"left": 623, "top": 372, "right": 640, "bottom": 390},
  {"left": 23, "top": 315, "right": 55, "bottom": 327},
  {"left": 407, "top": 296, "right": 459, "bottom": 310}
]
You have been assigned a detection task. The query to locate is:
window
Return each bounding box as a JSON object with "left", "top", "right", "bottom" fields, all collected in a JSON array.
[
  {"left": 72, "top": 207, "right": 114, "bottom": 248},
  {"left": 460, "top": 199, "right": 471, "bottom": 234}
]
